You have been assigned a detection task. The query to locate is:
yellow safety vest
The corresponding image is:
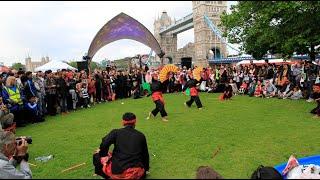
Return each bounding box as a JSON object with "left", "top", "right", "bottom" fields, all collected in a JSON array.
[{"left": 4, "top": 86, "right": 23, "bottom": 105}]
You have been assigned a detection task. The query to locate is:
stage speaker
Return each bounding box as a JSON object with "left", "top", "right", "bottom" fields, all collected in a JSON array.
[{"left": 77, "top": 61, "right": 89, "bottom": 73}]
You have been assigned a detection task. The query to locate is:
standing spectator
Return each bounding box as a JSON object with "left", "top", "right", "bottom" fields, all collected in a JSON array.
[
  {"left": 95, "top": 74, "right": 102, "bottom": 103},
  {"left": 44, "top": 70, "right": 57, "bottom": 116},
  {"left": 34, "top": 71, "right": 47, "bottom": 116},
  {"left": 56, "top": 71, "right": 68, "bottom": 115},
  {"left": 88, "top": 75, "right": 96, "bottom": 105},
  {"left": 80, "top": 83, "right": 90, "bottom": 108}
]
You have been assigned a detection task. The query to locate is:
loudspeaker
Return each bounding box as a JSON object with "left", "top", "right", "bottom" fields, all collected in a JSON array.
[{"left": 77, "top": 61, "right": 89, "bottom": 73}]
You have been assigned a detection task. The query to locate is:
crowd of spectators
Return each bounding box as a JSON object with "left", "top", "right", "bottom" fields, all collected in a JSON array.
[{"left": 0, "top": 60, "right": 319, "bottom": 130}]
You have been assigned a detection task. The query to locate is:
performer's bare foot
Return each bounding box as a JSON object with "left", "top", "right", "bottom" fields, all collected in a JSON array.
[
  {"left": 162, "top": 117, "right": 168, "bottom": 122},
  {"left": 198, "top": 108, "right": 202, "bottom": 110},
  {"left": 146, "top": 112, "right": 153, "bottom": 120},
  {"left": 313, "top": 115, "right": 320, "bottom": 119}
]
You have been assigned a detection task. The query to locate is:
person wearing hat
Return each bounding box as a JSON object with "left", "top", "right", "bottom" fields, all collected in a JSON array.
[
  {"left": 146, "top": 73, "right": 168, "bottom": 122},
  {"left": 93, "top": 112, "right": 149, "bottom": 179}
]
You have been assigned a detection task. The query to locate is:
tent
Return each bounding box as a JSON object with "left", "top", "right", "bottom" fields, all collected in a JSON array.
[
  {"left": 35, "top": 61, "right": 77, "bottom": 72},
  {"left": 236, "top": 59, "right": 293, "bottom": 66}
]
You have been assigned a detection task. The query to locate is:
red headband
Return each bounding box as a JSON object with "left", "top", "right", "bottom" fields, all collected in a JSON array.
[{"left": 122, "top": 119, "right": 136, "bottom": 126}]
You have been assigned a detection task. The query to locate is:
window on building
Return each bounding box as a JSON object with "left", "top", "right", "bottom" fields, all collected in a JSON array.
[{"left": 218, "top": 1, "right": 222, "bottom": 4}]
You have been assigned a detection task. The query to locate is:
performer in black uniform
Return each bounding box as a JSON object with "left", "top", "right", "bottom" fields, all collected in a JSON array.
[{"left": 146, "top": 74, "right": 168, "bottom": 122}]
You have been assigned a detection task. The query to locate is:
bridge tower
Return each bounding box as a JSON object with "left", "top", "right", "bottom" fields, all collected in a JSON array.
[
  {"left": 154, "top": 11, "right": 177, "bottom": 64},
  {"left": 192, "top": 1, "right": 228, "bottom": 66}
]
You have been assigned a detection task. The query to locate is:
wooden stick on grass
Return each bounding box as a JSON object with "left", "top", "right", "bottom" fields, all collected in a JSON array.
[
  {"left": 61, "top": 162, "right": 86, "bottom": 173},
  {"left": 28, "top": 163, "right": 37, "bottom": 167},
  {"left": 212, "top": 146, "right": 221, "bottom": 159}
]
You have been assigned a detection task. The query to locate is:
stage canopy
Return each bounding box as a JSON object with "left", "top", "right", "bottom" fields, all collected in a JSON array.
[
  {"left": 87, "top": 12, "right": 163, "bottom": 60},
  {"left": 35, "top": 61, "right": 77, "bottom": 72}
]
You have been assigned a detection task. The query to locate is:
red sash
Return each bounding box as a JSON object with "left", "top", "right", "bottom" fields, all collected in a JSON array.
[
  {"left": 152, "top": 91, "right": 164, "bottom": 104},
  {"left": 190, "top": 87, "right": 198, "bottom": 96},
  {"left": 101, "top": 152, "right": 145, "bottom": 179}
]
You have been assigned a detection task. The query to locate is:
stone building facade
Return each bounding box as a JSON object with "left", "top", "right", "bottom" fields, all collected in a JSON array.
[
  {"left": 25, "top": 56, "right": 50, "bottom": 72},
  {"left": 154, "top": 1, "right": 228, "bottom": 67}
]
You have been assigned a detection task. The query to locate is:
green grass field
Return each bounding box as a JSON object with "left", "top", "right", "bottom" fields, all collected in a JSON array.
[{"left": 16, "top": 93, "right": 320, "bottom": 179}]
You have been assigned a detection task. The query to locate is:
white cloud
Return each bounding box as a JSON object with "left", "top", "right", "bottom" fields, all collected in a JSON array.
[{"left": 0, "top": 1, "right": 237, "bottom": 66}]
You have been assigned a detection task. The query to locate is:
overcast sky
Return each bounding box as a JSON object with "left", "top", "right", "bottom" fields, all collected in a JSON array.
[{"left": 0, "top": 1, "right": 237, "bottom": 66}]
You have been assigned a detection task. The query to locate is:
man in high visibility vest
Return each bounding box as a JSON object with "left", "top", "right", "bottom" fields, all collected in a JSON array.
[{"left": 2, "top": 76, "right": 26, "bottom": 127}]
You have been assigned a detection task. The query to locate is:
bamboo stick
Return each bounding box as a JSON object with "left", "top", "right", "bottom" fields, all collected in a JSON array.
[{"left": 61, "top": 162, "right": 86, "bottom": 173}]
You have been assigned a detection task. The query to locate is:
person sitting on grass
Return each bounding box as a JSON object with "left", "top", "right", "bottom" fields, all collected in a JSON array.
[
  {"left": 219, "top": 83, "right": 233, "bottom": 101},
  {"left": 278, "top": 80, "right": 294, "bottom": 99},
  {"left": 254, "top": 80, "right": 263, "bottom": 97},
  {"left": 263, "top": 80, "right": 277, "bottom": 98},
  {"left": 310, "top": 83, "right": 320, "bottom": 118},
  {"left": 288, "top": 86, "right": 303, "bottom": 100},
  {"left": 248, "top": 79, "right": 257, "bottom": 97},
  {"left": 196, "top": 166, "right": 223, "bottom": 179},
  {"left": 238, "top": 80, "right": 249, "bottom": 95},
  {"left": 93, "top": 112, "right": 149, "bottom": 179}
]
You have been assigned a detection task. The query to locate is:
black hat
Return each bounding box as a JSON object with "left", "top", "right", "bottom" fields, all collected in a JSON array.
[{"left": 251, "top": 165, "right": 283, "bottom": 179}]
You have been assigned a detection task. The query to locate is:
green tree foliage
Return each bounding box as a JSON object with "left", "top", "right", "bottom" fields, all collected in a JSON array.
[
  {"left": 90, "top": 61, "right": 101, "bottom": 70},
  {"left": 68, "top": 61, "right": 77, "bottom": 68},
  {"left": 220, "top": 1, "right": 320, "bottom": 60},
  {"left": 11, "top": 62, "right": 25, "bottom": 70}
]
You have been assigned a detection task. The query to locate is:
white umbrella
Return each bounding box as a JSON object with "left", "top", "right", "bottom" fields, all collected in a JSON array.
[{"left": 35, "top": 61, "right": 77, "bottom": 72}]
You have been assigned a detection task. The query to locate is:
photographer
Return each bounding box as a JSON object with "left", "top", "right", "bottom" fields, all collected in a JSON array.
[{"left": 0, "top": 131, "right": 32, "bottom": 179}]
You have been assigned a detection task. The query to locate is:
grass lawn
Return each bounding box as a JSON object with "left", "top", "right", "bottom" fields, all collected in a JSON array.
[{"left": 16, "top": 93, "right": 319, "bottom": 179}]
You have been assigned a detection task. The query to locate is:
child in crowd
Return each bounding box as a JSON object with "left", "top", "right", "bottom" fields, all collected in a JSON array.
[
  {"left": 248, "top": 79, "right": 257, "bottom": 97},
  {"left": 24, "top": 96, "right": 44, "bottom": 123},
  {"left": 81, "top": 83, "right": 90, "bottom": 108},
  {"left": 254, "top": 80, "right": 263, "bottom": 97},
  {"left": 289, "top": 86, "right": 303, "bottom": 100},
  {"left": 238, "top": 80, "right": 248, "bottom": 95}
]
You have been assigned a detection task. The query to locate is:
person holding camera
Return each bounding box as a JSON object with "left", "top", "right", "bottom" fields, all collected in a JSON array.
[{"left": 0, "top": 130, "right": 32, "bottom": 179}]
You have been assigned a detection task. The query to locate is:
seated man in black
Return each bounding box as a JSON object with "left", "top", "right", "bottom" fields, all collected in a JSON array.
[{"left": 93, "top": 112, "right": 149, "bottom": 179}]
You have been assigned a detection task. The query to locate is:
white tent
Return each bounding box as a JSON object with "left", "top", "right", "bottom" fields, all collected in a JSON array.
[
  {"left": 35, "top": 61, "right": 77, "bottom": 72},
  {"left": 236, "top": 59, "right": 292, "bottom": 66}
]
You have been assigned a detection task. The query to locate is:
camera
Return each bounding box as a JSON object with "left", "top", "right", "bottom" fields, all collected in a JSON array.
[{"left": 16, "top": 136, "right": 32, "bottom": 146}]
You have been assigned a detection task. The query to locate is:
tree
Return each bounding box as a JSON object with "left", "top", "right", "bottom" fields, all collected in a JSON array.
[
  {"left": 100, "top": 59, "right": 109, "bottom": 68},
  {"left": 90, "top": 61, "right": 101, "bottom": 70},
  {"left": 220, "top": 1, "right": 320, "bottom": 60},
  {"left": 68, "top": 61, "right": 77, "bottom": 68},
  {"left": 11, "top": 63, "right": 25, "bottom": 70}
]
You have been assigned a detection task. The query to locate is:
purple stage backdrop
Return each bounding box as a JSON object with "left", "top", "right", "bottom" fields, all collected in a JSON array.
[{"left": 87, "top": 12, "right": 163, "bottom": 59}]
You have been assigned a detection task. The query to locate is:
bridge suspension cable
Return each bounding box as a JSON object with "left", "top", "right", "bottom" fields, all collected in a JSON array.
[{"left": 203, "top": 14, "right": 241, "bottom": 55}]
